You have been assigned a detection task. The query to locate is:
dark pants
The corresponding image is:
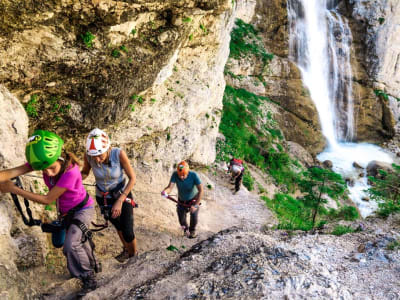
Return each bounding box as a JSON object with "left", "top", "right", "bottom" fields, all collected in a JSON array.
[
  {"left": 177, "top": 204, "right": 199, "bottom": 233},
  {"left": 235, "top": 171, "right": 243, "bottom": 192},
  {"left": 96, "top": 195, "right": 135, "bottom": 243}
]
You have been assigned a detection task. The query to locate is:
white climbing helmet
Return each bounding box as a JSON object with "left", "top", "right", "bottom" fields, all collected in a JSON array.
[{"left": 86, "top": 128, "right": 110, "bottom": 156}]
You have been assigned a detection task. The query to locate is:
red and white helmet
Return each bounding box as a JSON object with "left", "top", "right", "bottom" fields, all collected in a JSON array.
[{"left": 86, "top": 128, "right": 110, "bottom": 156}]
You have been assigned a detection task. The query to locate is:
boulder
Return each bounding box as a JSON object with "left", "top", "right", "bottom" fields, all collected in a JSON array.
[
  {"left": 366, "top": 160, "right": 393, "bottom": 177},
  {"left": 286, "top": 141, "right": 314, "bottom": 167}
]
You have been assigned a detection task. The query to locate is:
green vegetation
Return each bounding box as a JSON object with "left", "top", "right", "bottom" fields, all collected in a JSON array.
[
  {"left": 131, "top": 94, "right": 144, "bottom": 104},
  {"left": 262, "top": 167, "right": 350, "bottom": 231},
  {"left": 243, "top": 171, "right": 254, "bottom": 191},
  {"left": 200, "top": 24, "right": 208, "bottom": 35},
  {"left": 263, "top": 194, "right": 314, "bottom": 230},
  {"left": 182, "top": 17, "right": 192, "bottom": 23},
  {"left": 374, "top": 89, "right": 389, "bottom": 100},
  {"left": 131, "top": 28, "right": 137, "bottom": 35},
  {"left": 378, "top": 17, "right": 385, "bottom": 25},
  {"left": 81, "top": 31, "right": 95, "bottom": 48},
  {"left": 298, "top": 167, "right": 346, "bottom": 227},
  {"left": 367, "top": 164, "right": 400, "bottom": 217},
  {"left": 25, "top": 94, "right": 39, "bottom": 117},
  {"left": 189, "top": 34, "right": 193, "bottom": 41},
  {"left": 217, "top": 85, "right": 297, "bottom": 189},
  {"left": 386, "top": 240, "right": 400, "bottom": 250},
  {"left": 207, "top": 184, "right": 212, "bottom": 189},
  {"left": 120, "top": 45, "right": 128, "bottom": 53},
  {"left": 166, "top": 245, "right": 179, "bottom": 252},
  {"left": 111, "top": 49, "right": 121, "bottom": 58},
  {"left": 229, "top": 19, "right": 274, "bottom": 66},
  {"left": 331, "top": 225, "right": 357, "bottom": 236}
]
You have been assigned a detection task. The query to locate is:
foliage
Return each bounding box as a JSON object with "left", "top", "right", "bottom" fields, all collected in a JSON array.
[
  {"left": 25, "top": 94, "right": 39, "bottom": 117},
  {"left": 386, "top": 240, "right": 400, "bottom": 250},
  {"left": 331, "top": 225, "right": 356, "bottom": 236},
  {"left": 166, "top": 245, "right": 179, "bottom": 252},
  {"left": 328, "top": 205, "right": 359, "bottom": 221},
  {"left": 263, "top": 194, "right": 313, "bottom": 231},
  {"left": 368, "top": 164, "right": 400, "bottom": 217},
  {"left": 81, "top": 31, "right": 95, "bottom": 48},
  {"left": 298, "top": 167, "right": 346, "bottom": 228},
  {"left": 131, "top": 28, "right": 137, "bottom": 35},
  {"left": 217, "top": 85, "right": 299, "bottom": 190},
  {"left": 199, "top": 24, "right": 208, "bottom": 35},
  {"left": 242, "top": 170, "right": 254, "bottom": 191},
  {"left": 111, "top": 49, "right": 121, "bottom": 58},
  {"left": 374, "top": 89, "right": 389, "bottom": 101},
  {"left": 182, "top": 17, "right": 192, "bottom": 23},
  {"left": 378, "top": 17, "right": 385, "bottom": 25},
  {"left": 229, "top": 19, "right": 274, "bottom": 66}
]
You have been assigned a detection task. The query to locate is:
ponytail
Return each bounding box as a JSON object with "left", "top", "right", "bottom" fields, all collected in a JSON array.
[{"left": 54, "top": 151, "right": 81, "bottom": 183}]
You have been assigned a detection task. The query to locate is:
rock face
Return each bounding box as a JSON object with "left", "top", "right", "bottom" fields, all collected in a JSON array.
[
  {"left": 224, "top": 0, "right": 325, "bottom": 156},
  {"left": 0, "top": 0, "right": 232, "bottom": 168},
  {"left": 80, "top": 223, "right": 400, "bottom": 300},
  {"left": 339, "top": 0, "right": 400, "bottom": 142}
]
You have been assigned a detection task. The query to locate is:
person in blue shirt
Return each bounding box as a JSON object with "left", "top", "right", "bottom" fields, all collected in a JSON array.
[{"left": 161, "top": 161, "right": 203, "bottom": 238}]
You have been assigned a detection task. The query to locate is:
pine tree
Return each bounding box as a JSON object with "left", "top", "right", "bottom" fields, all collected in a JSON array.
[
  {"left": 298, "top": 166, "right": 346, "bottom": 228},
  {"left": 368, "top": 164, "right": 400, "bottom": 217}
]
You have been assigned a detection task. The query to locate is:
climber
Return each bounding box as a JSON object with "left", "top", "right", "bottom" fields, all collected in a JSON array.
[
  {"left": 81, "top": 128, "right": 137, "bottom": 262},
  {"left": 161, "top": 161, "right": 203, "bottom": 238},
  {"left": 228, "top": 158, "right": 244, "bottom": 193},
  {"left": 0, "top": 130, "right": 98, "bottom": 295}
]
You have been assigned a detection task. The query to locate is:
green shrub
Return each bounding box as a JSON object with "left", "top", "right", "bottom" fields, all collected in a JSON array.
[
  {"left": 386, "top": 240, "right": 400, "bottom": 250},
  {"left": 81, "top": 31, "right": 95, "bottom": 48},
  {"left": 331, "top": 225, "right": 356, "bottom": 236},
  {"left": 263, "top": 194, "right": 313, "bottom": 231},
  {"left": 25, "top": 94, "right": 39, "bottom": 117},
  {"left": 242, "top": 171, "right": 254, "bottom": 191},
  {"left": 334, "top": 206, "right": 359, "bottom": 221},
  {"left": 229, "top": 19, "right": 274, "bottom": 66},
  {"left": 368, "top": 163, "right": 400, "bottom": 217}
]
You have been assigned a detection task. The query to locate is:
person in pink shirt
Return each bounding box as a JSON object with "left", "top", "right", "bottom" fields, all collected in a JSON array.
[{"left": 0, "top": 130, "right": 97, "bottom": 296}]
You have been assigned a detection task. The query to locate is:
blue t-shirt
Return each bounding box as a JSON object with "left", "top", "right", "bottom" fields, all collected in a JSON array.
[{"left": 170, "top": 171, "right": 201, "bottom": 201}]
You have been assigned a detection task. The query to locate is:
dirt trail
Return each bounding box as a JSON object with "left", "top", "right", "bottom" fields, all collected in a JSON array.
[{"left": 41, "top": 166, "right": 276, "bottom": 298}]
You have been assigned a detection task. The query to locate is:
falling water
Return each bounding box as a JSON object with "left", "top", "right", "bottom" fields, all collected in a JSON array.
[{"left": 287, "top": 0, "right": 395, "bottom": 217}]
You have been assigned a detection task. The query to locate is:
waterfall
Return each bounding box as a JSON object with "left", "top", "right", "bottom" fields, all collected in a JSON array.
[
  {"left": 287, "top": 0, "right": 395, "bottom": 217},
  {"left": 288, "top": 0, "right": 354, "bottom": 146}
]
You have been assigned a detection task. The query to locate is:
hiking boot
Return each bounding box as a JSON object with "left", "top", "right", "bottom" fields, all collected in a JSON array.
[
  {"left": 188, "top": 231, "right": 197, "bottom": 239},
  {"left": 115, "top": 249, "right": 129, "bottom": 263},
  {"left": 181, "top": 226, "right": 190, "bottom": 237},
  {"left": 77, "top": 274, "right": 97, "bottom": 297}
]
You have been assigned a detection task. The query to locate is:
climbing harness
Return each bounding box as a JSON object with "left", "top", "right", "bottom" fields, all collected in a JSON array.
[{"left": 91, "top": 181, "right": 138, "bottom": 232}]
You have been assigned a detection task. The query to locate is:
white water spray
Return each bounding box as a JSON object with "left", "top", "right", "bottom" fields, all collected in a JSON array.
[{"left": 287, "top": 0, "right": 395, "bottom": 217}]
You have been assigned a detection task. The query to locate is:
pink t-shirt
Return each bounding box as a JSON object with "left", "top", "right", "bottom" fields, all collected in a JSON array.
[{"left": 41, "top": 164, "right": 94, "bottom": 215}]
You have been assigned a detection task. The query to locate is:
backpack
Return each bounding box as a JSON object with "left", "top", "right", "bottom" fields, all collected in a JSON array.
[{"left": 231, "top": 158, "right": 243, "bottom": 166}]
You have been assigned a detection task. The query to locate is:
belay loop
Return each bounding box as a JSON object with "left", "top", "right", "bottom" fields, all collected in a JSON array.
[{"left": 10, "top": 177, "right": 41, "bottom": 227}]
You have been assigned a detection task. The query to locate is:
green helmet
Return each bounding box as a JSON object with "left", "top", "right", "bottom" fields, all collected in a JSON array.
[{"left": 25, "top": 130, "right": 64, "bottom": 170}]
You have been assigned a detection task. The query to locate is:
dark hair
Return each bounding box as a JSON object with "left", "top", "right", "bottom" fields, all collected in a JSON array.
[{"left": 53, "top": 151, "right": 81, "bottom": 184}]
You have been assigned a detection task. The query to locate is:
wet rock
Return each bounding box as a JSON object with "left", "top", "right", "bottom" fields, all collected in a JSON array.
[
  {"left": 366, "top": 160, "right": 393, "bottom": 178},
  {"left": 362, "top": 196, "right": 370, "bottom": 202},
  {"left": 323, "top": 160, "right": 333, "bottom": 169},
  {"left": 353, "top": 162, "right": 363, "bottom": 169},
  {"left": 345, "top": 178, "right": 355, "bottom": 187}
]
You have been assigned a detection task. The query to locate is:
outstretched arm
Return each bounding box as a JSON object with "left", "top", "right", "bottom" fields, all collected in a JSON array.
[
  {"left": 0, "top": 180, "right": 66, "bottom": 205},
  {"left": 0, "top": 164, "right": 32, "bottom": 182},
  {"left": 162, "top": 182, "right": 175, "bottom": 195}
]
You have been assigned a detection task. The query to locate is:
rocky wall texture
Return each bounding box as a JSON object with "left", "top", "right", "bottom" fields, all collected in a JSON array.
[
  {"left": 338, "top": 0, "right": 400, "bottom": 142},
  {"left": 0, "top": 0, "right": 231, "bottom": 168}
]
